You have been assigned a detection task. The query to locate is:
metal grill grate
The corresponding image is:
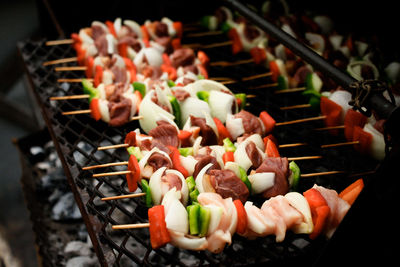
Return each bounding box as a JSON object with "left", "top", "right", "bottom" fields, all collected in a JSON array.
[{"left": 18, "top": 28, "right": 378, "bottom": 265}]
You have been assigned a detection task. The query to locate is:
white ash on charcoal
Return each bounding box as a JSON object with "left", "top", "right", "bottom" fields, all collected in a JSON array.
[{"left": 51, "top": 192, "right": 82, "bottom": 221}]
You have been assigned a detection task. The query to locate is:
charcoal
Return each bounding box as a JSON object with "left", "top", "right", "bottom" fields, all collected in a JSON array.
[
  {"left": 65, "top": 256, "right": 97, "bottom": 267},
  {"left": 51, "top": 192, "right": 82, "bottom": 221},
  {"left": 64, "top": 241, "right": 92, "bottom": 257}
]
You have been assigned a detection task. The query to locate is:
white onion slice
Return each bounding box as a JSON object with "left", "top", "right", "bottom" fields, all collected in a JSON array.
[
  {"left": 195, "top": 163, "right": 215, "bottom": 193},
  {"left": 98, "top": 99, "right": 110, "bottom": 123},
  {"left": 204, "top": 205, "right": 223, "bottom": 235},
  {"left": 225, "top": 114, "right": 244, "bottom": 140},
  {"left": 149, "top": 166, "right": 167, "bottom": 205},
  {"left": 180, "top": 97, "right": 211, "bottom": 124},
  {"left": 208, "top": 90, "right": 237, "bottom": 123},
  {"left": 285, "top": 192, "right": 314, "bottom": 234},
  {"left": 329, "top": 90, "right": 352, "bottom": 123},
  {"left": 162, "top": 188, "right": 188, "bottom": 234},
  {"left": 138, "top": 147, "right": 172, "bottom": 179},
  {"left": 168, "top": 230, "right": 208, "bottom": 250},
  {"left": 363, "top": 123, "right": 386, "bottom": 161},
  {"left": 165, "top": 169, "right": 188, "bottom": 206},
  {"left": 233, "top": 140, "right": 265, "bottom": 172},
  {"left": 248, "top": 172, "right": 275, "bottom": 194},
  {"left": 179, "top": 155, "right": 198, "bottom": 176},
  {"left": 123, "top": 20, "right": 142, "bottom": 39}
]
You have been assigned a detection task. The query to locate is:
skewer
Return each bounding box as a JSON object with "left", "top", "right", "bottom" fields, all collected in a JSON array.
[
  {"left": 43, "top": 57, "right": 78, "bottom": 66},
  {"left": 300, "top": 170, "right": 345, "bottom": 178},
  {"left": 101, "top": 192, "right": 146, "bottom": 201},
  {"left": 93, "top": 170, "right": 131, "bottom": 178},
  {"left": 82, "top": 161, "right": 129, "bottom": 170},
  {"left": 112, "top": 223, "right": 150, "bottom": 230},
  {"left": 50, "top": 94, "right": 89, "bottom": 100},
  {"left": 98, "top": 143, "right": 129, "bottom": 150},
  {"left": 274, "top": 87, "right": 306, "bottom": 94},
  {"left": 249, "top": 83, "right": 278, "bottom": 89},
  {"left": 185, "top": 31, "right": 223, "bottom": 37},
  {"left": 55, "top": 66, "right": 87, "bottom": 71},
  {"left": 287, "top": 155, "right": 322, "bottom": 161},
  {"left": 183, "top": 40, "right": 233, "bottom": 49},
  {"left": 275, "top": 115, "right": 326, "bottom": 126},
  {"left": 242, "top": 72, "right": 272, "bottom": 81},
  {"left": 280, "top": 104, "right": 311, "bottom": 110},
  {"left": 62, "top": 109, "right": 91, "bottom": 115},
  {"left": 58, "top": 78, "right": 93, "bottom": 83},
  {"left": 278, "top": 143, "right": 307, "bottom": 148},
  {"left": 210, "top": 58, "right": 253, "bottom": 67},
  {"left": 46, "top": 39, "right": 74, "bottom": 46},
  {"left": 321, "top": 141, "right": 359, "bottom": 149},
  {"left": 313, "top": 125, "right": 345, "bottom": 131}
]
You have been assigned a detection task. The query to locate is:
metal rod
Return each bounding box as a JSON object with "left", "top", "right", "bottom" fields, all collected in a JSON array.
[{"left": 223, "top": 0, "right": 397, "bottom": 119}]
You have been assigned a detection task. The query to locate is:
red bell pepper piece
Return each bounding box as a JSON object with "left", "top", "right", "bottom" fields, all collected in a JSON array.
[
  {"left": 141, "top": 25, "right": 150, "bottom": 47},
  {"left": 250, "top": 47, "right": 267, "bottom": 65},
  {"left": 228, "top": 28, "right": 243, "bottom": 54},
  {"left": 264, "top": 137, "right": 280, "bottom": 157},
  {"left": 162, "top": 53, "right": 172, "bottom": 66},
  {"left": 71, "top": 33, "right": 81, "bottom": 44},
  {"left": 222, "top": 151, "right": 235, "bottom": 164},
  {"left": 105, "top": 21, "right": 117, "bottom": 37},
  {"left": 172, "top": 21, "right": 183, "bottom": 39},
  {"left": 90, "top": 98, "right": 101, "bottom": 121},
  {"left": 259, "top": 111, "right": 276, "bottom": 135},
  {"left": 134, "top": 90, "right": 142, "bottom": 112},
  {"left": 352, "top": 126, "right": 372, "bottom": 155},
  {"left": 124, "top": 131, "right": 137, "bottom": 147},
  {"left": 167, "top": 146, "right": 189, "bottom": 178},
  {"left": 269, "top": 60, "right": 281, "bottom": 83},
  {"left": 178, "top": 130, "right": 192, "bottom": 148},
  {"left": 148, "top": 205, "right": 171, "bottom": 249},
  {"left": 213, "top": 117, "right": 232, "bottom": 144},
  {"left": 197, "top": 50, "right": 210, "bottom": 66},
  {"left": 320, "top": 96, "right": 342, "bottom": 135},
  {"left": 161, "top": 64, "right": 177, "bottom": 81},
  {"left": 233, "top": 199, "right": 247, "bottom": 234},
  {"left": 344, "top": 109, "right": 368, "bottom": 141},
  {"left": 118, "top": 43, "right": 129, "bottom": 58},
  {"left": 93, "top": 65, "right": 103, "bottom": 87},
  {"left": 171, "top": 38, "right": 181, "bottom": 50},
  {"left": 85, "top": 56, "right": 94, "bottom": 78},
  {"left": 198, "top": 64, "right": 209, "bottom": 79},
  {"left": 123, "top": 58, "right": 137, "bottom": 83},
  {"left": 303, "top": 188, "right": 330, "bottom": 239},
  {"left": 126, "top": 154, "right": 141, "bottom": 192},
  {"left": 339, "top": 178, "right": 364, "bottom": 205}
]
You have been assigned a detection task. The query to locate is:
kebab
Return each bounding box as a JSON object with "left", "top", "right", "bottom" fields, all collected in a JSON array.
[{"left": 110, "top": 179, "right": 363, "bottom": 252}]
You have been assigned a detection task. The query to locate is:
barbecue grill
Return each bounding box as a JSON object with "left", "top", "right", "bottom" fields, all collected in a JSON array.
[{"left": 17, "top": 0, "right": 399, "bottom": 265}]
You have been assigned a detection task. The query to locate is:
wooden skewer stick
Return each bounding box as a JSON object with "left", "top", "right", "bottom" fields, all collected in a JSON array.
[
  {"left": 50, "top": 94, "right": 90, "bottom": 101},
  {"left": 249, "top": 83, "right": 278, "bottom": 90},
  {"left": 287, "top": 155, "right": 322, "bottom": 161},
  {"left": 112, "top": 223, "right": 150, "bottom": 230},
  {"left": 46, "top": 39, "right": 74, "bottom": 46},
  {"left": 274, "top": 87, "right": 306, "bottom": 94},
  {"left": 93, "top": 170, "right": 131, "bottom": 178},
  {"left": 300, "top": 170, "right": 345, "bottom": 178},
  {"left": 43, "top": 57, "right": 78, "bottom": 66},
  {"left": 55, "top": 66, "right": 87, "bottom": 71},
  {"left": 278, "top": 143, "right": 307, "bottom": 148},
  {"left": 102, "top": 192, "right": 146, "bottom": 201},
  {"left": 62, "top": 109, "right": 91, "bottom": 115},
  {"left": 275, "top": 115, "right": 326, "bottom": 126},
  {"left": 210, "top": 77, "right": 236, "bottom": 82},
  {"left": 210, "top": 58, "right": 253, "bottom": 67},
  {"left": 98, "top": 143, "right": 129, "bottom": 151},
  {"left": 321, "top": 141, "right": 359, "bottom": 149},
  {"left": 280, "top": 104, "right": 311, "bottom": 110},
  {"left": 242, "top": 72, "right": 272, "bottom": 81},
  {"left": 82, "top": 161, "right": 129, "bottom": 170},
  {"left": 314, "top": 125, "right": 345, "bottom": 131},
  {"left": 58, "top": 78, "right": 92, "bottom": 83},
  {"left": 182, "top": 40, "right": 233, "bottom": 49},
  {"left": 186, "top": 31, "right": 223, "bottom": 37}
]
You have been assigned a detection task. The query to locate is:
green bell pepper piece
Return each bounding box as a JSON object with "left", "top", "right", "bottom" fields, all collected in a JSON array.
[
  {"left": 167, "top": 80, "right": 176, "bottom": 88},
  {"left": 277, "top": 75, "right": 289, "bottom": 90},
  {"left": 196, "top": 90, "right": 210, "bottom": 103},
  {"left": 305, "top": 72, "right": 323, "bottom": 93},
  {"left": 223, "top": 137, "right": 236, "bottom": 152},
  {"left": 288, "top": 161, "right": 301, "bottom": 191},
  {"left": 141, "top": 179, "right": 153, "bottom": 207},
  {"left": 220, "top": 21, "right": 232, "bottom": 33},
  {"left": 197, "top": 74, "right": 205, "bottom": 80},
  {"left": 198, "top": 206, "right": 211, "bottom": 237},
  {"left": 186, "top": 176, "right": 196, "bottom": 192},
  {"left": 234, "top": 93, "right": 246, "bottom": 110},
  {"left": 127, "top": 146, "right": 143, "bottom": 161},
  {"left": 82, "top": 79, "right": 99, "bottom": 103},
  {"left": 132, "top": 82, "right": 146, "bottom": 98},
  {"left": 200, "top": 15, "right": 211, "bottom": 29},
  {"left": 308, "top": 95, "right": 321, "bottom": 112},
  {"left": 187, "top": 204, "right": 200, "bottom": 235},
  {"left": 179, "top": 147, "right": 194, "bottom": 157},
  {"left": 167, "top": 95, "right": 182, "bottom": 128},
  {"left": 189, "top": 189, "right": 200, "bottom": 204},
  {"left": 239, "top": 166, "right": 252, "bottom": 193}
]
